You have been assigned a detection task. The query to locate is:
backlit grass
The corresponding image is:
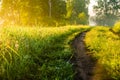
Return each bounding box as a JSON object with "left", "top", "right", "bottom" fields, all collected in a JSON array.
[
  {"left": 85, "top": 27, "right": 120, "bottom": 80},
  {"left": 0, "top": 25, "right": 89, "bottom": 80}
]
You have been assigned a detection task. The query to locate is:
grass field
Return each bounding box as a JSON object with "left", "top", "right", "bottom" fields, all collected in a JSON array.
[
  {"left": 85, "top": 27, "right": 120, "bottom": 80},
  {"left": 0, "top": 25, "right": 120, "bottom": 80},
  {"left": 0, "top": 25, "right": 89, "bottom": 80}
]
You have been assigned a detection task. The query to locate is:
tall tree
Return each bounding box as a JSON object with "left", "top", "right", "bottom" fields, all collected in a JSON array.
[{"left": 48, "top": 0, "right": 52, "bottom": 18}]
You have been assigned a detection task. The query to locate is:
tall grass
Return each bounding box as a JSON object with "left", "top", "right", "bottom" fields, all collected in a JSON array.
[
  {"left": 0, "top": 25, "right": 89, "bottom": 80},
  {"left": 85, "top": 27, "right": 120, "bottom": 80}
]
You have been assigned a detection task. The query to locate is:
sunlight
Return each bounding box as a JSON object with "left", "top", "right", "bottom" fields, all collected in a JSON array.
[
  {"left": 0, "top": 0, "right": 119, "bottom": 80},
  {"left": 0, "top": 0, "right": 2, "bottom": 10}
]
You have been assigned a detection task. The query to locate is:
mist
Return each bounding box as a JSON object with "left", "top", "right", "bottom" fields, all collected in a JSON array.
[
  {"left": 88, "top": 0, "right": 97, "bottom": 26},
  {"left": 88, "top": 0, "right": 120, "bottom": 27}
]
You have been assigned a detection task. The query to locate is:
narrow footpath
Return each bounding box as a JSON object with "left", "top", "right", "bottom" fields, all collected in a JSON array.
[{"left": 71, "top": 32, "right": 95, "bottom": 80}]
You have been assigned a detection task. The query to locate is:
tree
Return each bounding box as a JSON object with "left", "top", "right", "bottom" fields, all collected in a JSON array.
[
  {"left": 0, "top": 0, "right": 36, "bottom": 25},
  {"left": 94, "top": 0, "right": 120, "bottom": 26},
  {"left": 66, "top": 0, "right": 89, "bottom": 24},
  {"left": 0, "top": 0, "right": 67, "bottom": 26},
  {"left": 78, "top": 12, "right": 87, "bottom": 24},
  {"left": 0, "top": 0, "right": 89, "bottom": 26},
  {"left": 48, "top": 0, "right": 52, "bottom": 18}
]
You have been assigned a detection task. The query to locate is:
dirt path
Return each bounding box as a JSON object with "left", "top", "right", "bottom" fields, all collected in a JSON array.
[{"left": 71, "top": 31, "right": 96, "bottom": 80}]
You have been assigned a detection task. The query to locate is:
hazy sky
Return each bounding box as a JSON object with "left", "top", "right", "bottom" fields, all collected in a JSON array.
[
  {"left": 88, "top": 0, "right": 98, "bottom": 26},
  {"left": 88, "top": 0, "right": 97, "bottom": 16}
]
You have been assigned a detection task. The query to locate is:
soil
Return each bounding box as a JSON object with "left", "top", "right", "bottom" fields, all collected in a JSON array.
[{"left": 71, "top": 31, "right": 96, "bottom": 80}]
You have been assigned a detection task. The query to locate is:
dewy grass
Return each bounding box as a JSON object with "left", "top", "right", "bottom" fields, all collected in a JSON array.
[
  {"left": 0, "top": 25, "right": 89, "bottom": 80},
  {"left": 85, "top": 27, "right": 120, "bottom": 80}
]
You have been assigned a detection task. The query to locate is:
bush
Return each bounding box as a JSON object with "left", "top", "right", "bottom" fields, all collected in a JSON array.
[
  {"left": 78, "top": 12, "right": 88, "bottom": 25},
  {"left": 113, "top": 21, "right": 120, "bottom": 33}
]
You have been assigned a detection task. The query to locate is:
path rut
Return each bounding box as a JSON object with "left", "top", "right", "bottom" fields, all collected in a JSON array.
[{"left": 71, "top": 32, "right": 95, "bottom": 80}]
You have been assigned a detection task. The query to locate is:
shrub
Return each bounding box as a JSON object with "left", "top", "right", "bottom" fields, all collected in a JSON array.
[{"left": 113, "top": 21, "right": 120, "bottom": 33}]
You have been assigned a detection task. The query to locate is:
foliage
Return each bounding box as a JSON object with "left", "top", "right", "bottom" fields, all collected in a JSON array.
[
  {"left": 94, "top": 0, "right": 120, "bottom": 26},
  {"left": 0, "top": 25, "right": 89, "bottom": 80},
  {"left": 78, "top": 12, "right": 88, "bottom": 24},
  {"left": 66, "top": 0, "right": 88, "bottom": 24},
  {"left": 0, "top": 0, "right": 67, "bottom": 26},
  {"left": 113, "top": 21, "right": 120, "bottom": 33},
  {"left": 85, "top": 27, "right": 120, "bottom": 80},
  {"left": 0, "top": 0, "right": 89, "bottom": 26}
]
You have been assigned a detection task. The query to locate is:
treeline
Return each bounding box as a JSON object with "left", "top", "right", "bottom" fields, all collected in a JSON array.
[
  {"left": 94, "top": 0, "right": 120, "bottom": 26},
  {"left": 0, "top": 0, "right": 89, "bottom": 26}
]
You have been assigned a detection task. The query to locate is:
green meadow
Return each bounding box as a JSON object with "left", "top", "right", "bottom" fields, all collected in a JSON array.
[
  {"left": 0, "top": 23, "right": 120, "bottom": 80},
  {"left": 0, "top": 26, "right": 89, "bottom": 80}
]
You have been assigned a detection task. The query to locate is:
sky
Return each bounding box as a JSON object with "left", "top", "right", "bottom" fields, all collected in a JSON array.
[
  {"left": 88, "top": 0, "right": 97, "bottom": 16},
  {"left": 88, "top": 0, "right": 98, "bottom": 26}
]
